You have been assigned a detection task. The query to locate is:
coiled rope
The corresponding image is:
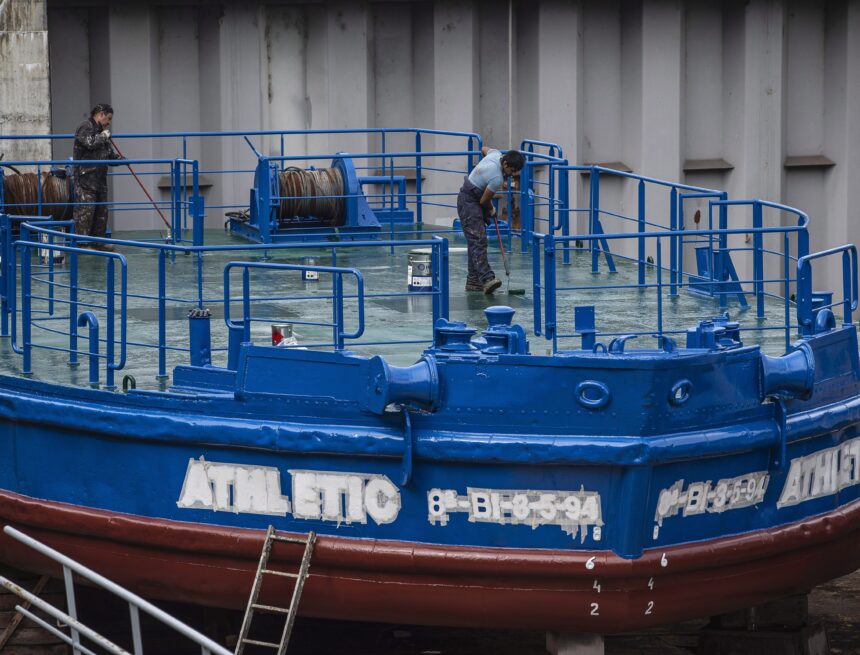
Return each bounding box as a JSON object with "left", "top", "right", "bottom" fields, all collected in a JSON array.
[
  {"left": 2, "top": 172, "right": 72, "bottom": 220},
  {"left": 277, "top": 167, "right": 345, "bottom": 227}
]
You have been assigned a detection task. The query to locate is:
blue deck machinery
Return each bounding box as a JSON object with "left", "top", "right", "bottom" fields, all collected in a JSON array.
[{"left": 229, "top": 136, "right": 414, "bottom": 243}]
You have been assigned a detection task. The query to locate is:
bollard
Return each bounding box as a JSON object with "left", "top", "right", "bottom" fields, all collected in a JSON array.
[
  {"left": 188, "top": 308, "right": 212, "bottom": 367},
  {"left": 77, "top": 311, "right": 100, "bottom": 388},
  {"left": 227, "top": 321, "right": 245, "bottom": 370}
]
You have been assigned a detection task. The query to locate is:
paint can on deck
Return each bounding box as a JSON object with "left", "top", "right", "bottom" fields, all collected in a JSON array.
[
  {"left": 39, "top": 232, "right": 65, "bottom": 265},
  {"left": 301, "top": 256, "right": 319, "bottom": 281},
  {"left": 272, "top": 323, "right": 298, "bottom": 347},
  {"left": 407, "top": 249, "right": 433, "bottom": 292}
]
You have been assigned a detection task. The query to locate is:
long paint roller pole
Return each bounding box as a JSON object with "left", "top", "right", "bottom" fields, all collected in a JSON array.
[{"left": 109, "top": 138, "right": 172, "bottom": 233}]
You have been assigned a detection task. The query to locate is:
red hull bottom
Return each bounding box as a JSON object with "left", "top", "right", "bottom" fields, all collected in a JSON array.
[{"left": 0, "top": 490, "right": 858, "bottom": 633}]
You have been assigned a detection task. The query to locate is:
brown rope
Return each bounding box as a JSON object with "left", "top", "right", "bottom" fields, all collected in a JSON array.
[
  {"left": 2, "top": 172, "right": 72, "bottom": 220},
  {"left": 277, "top": 167, "right": 345, "bottom": 227}
]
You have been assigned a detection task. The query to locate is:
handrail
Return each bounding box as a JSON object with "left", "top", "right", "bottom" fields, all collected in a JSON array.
[
  {"left": 554, "top": 164, "right": 725, "bottom": 195},
  {"left": 13, "top": 239, "right": 128, "bottom": 386},
  {"left": 224, "top": 261, "right": 365, "bottom": 351},
  {"left": 519, "top": 139, "right": 564, "bottom": 160},
  {"left": 538, "top": 213, "right": 810, "bottom": 350},
  {"left": 2, "top": 525, "right": 232, "bottom": 655},
  {"left": 797, "top": 244, "right": 859, "bottom": 332},
  {"left": 0, "top": 126, "right": 483, "bottom": 142}
]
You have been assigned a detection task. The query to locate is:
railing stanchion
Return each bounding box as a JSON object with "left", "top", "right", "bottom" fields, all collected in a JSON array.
[
  {"left": 21, "top": 243, "right": 31, "bottom": 374},
  {"left": 105, "top": 258, "right": 116, "bottom": 390},
  {"left": 533, "top": 233, "right": 542, "bottom": 336},
  {"left": 544, "top": 234, "right": 557, "bottom": 351},
  {"left": 590, "top": 169, "right": 599, "bottom": 273},
  {"left": 669, "top": 187, "right": 678, "bottom": 296},
  {"left": 657, "top": 238, "right": 664, "bottom": 345},
  {"left": 638, "top": 180, "right": 646, "bottom": 285},
  {"left": 415, "top": 132, "right": 423, "bottom": 226},
  {"left": 784, "top": 233, "right": 790, "bottom": 351},
  {"left": 157, "top": 249, "right": 167, "bottom": 379},
  {"left": 753, "top": 201, "right": 765, "bottom": 319}
]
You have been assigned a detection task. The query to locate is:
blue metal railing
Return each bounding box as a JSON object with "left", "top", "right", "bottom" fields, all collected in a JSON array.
[
  {"left": 3, "top": 127, "right": 483, "bottom": 236},
  {"left": 536, "top": 210, "right": 813, "bottom": 352},
  {"left": 224, "top": 262, "right": 365, "bottom": 352},
  {"left": 797, "top": 245, "right": 859, "bottom": 334},
  {"left": 0, "top": 158, "right": 204, "bottom": 246},
  {"left": 13, "top": 236, "right": 128, "bottom": 389},
  {"left": 2, "top": 129, "right": 855, "bottom": 390},
  {"left": 9, "top": 220, "right": 449, "bottom": 385}
]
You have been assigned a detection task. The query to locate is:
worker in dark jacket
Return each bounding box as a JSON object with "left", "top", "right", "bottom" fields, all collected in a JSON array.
[
  {"left": 457, "top": 147, "right": 524, "bottom": 293},
  {"left": 73, "top": 103, "right": 122, "bottom": 250}
]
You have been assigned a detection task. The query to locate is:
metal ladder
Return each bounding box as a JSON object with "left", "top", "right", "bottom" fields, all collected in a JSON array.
[{"left": 235, "top": 526, "right": 316, "bottom": 655}]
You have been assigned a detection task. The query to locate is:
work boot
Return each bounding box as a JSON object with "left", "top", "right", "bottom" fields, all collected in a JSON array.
[
  {"left": 93, "top": 242, "right": 115, "bottom": 252},
  {"left": 482, "top": 278, "right": 502, "bottom": 294},
  {"left": 465, "top": 280, "right": 483, "bottom": 292}
]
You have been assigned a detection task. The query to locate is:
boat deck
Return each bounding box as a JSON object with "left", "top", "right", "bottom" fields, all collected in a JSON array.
[{"left": 3, "top": 225, "right": 794, "bottom": 391}]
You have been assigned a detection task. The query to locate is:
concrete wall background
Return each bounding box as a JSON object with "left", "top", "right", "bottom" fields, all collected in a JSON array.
[
  {"left": 1, "top": 0, "right": 51, "bottom": 162},
  {"left": 6, "top": 0, "right": 857, "bottom": 290}
]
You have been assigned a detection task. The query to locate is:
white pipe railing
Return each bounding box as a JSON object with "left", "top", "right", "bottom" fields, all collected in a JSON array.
[{"left": 1, "top": 525, "right": 233, "bottom": 655}]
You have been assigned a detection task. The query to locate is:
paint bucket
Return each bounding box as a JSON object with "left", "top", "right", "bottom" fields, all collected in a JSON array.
[
  {"left": 301, "top": 256, "right": 319, "bottom": 281},
  {"left": 272, "top": 323, "right": 298, "bottom": 347},
  {"left": 39, "top": 232, "right": 65, "bottom": 265},
  {"left": 407, "top": 249, "right": 433, "bottom": 292}
]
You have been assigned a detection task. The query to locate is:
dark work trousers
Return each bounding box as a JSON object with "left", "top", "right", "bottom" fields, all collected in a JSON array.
[
  {"left": 457, "top": 177, "right": 495, "bottom": 284},
  {"left": 73, "top": 184, "right": 109, "bottom": 239}
]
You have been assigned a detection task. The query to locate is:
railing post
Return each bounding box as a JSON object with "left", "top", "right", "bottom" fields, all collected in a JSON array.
[
  {"left": 171, "top": 160, "right": 180, "bottom": 243},
  {"left": 467, "top": 136, "right": 475, "bottom": 173},
  {"left": 242, "top": 267, "right": 251, "bottom": 344},
  {"left": 334, "top": 272, "right": 344, "bottom": 350},
  {"left": 520, "top": 162, "right": 533, "bottom": 253},
  {"left": 0, "top": 215, "right": 9, "bottom": 337},
  {"left": 77, "top": 311, "right": 99, "bottom": 387},
  {"left": 21, "top": 243, "right": 31, "bottom": 375},
  {"left": 256, "top": 158, "right": 272, "bottom": 244},
  {"left": 753, "top": 200, "right": 765, "bottom": 319},
  {"left": 842, "top": 249, "right": 852, "bottom": 325},
  {"left": 62, "top": 565, "right": 83, "bottom": 655},
  {"left": 105, "top": 258, "right": 116, "bottom": 390},
  {"left": 192, "top": 161, "right": 204, "bottom": 247},
  {"left": 431, "top": 240, "right": 441, "bottom": 323},
  {"left": 415, "top": 132, "right": 423, "bottom": 226},
  {"left": 638, "top": 180, "right": 646, "bottom": 285},
  {"left": 669, "top": 187, "right": 678, "bottom": 296},
  {"left": 68, "top": 245, "right": 79, "bottom": 367},
  {"left": 797, "top": 258, "right": 813, "bottom": 335},
  {"left": 560, "top": 166, "right": 570, "bottom": 265},
  {"left": 441, "top": 237, "right": 449, "bottom": 319},
  {"left": 657, "top": 238, "right": 664, "bottom": 345},
  {"left": 590, "top": 169, "right": 599, "bottom": 273},
  {"left": 532, "top": 233, "right": 543, "bottom": 336},
  {"left": 718, "top": 199, "right": 728, "bottom": 310},
  {"left": 157, "top": 249, "right": 167, "bottom": 379},
  {"left": 544, "top": 234, "right": 557, "bottom": 350},
  {"left": 783, "top": 233, "right": 790, "bottom": 351}
]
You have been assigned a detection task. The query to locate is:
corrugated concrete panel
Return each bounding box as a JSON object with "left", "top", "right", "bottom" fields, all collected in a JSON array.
[
  {"left": 1, "top": 0, "right": 50, "bottom": 163},
  {"left": 47, "top": 6, "right": 88, "bottom": 159}
]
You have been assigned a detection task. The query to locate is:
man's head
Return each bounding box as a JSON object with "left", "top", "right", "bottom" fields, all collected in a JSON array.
[
  {"left": 90, "top": 103, "right": 114, "bottom": 129},
  {"left": 501, "top": 150, "right": 525, "bottom": 176}
]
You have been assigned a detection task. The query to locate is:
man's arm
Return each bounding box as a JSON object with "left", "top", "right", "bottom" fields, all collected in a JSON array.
[
  {"left": 480, "top": 187, "right": 496, "bottom": 213},
  {"left": 74, "top": 122, "right": 110, "bottom": 153}
]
